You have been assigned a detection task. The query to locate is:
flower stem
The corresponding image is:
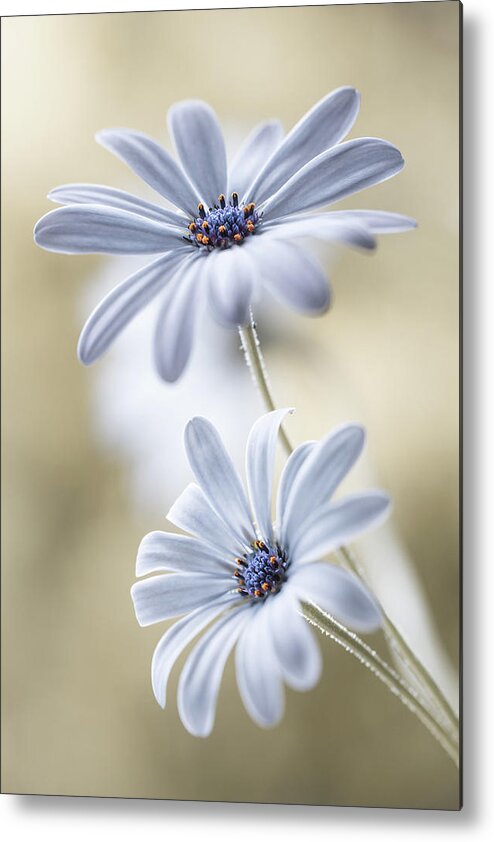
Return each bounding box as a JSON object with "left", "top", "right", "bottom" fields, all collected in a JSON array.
[
  {"left": 238, "top": 314, "right": 460, "bottom": 762},
  {"left": 238, "top": 312, "right": 293, "bottom": 455},
  {"left": 337, "top": 544, "right": 459, "bottom": 741},
  {"left": 302, "top": 602, "right": 459, "bottom": 768}
]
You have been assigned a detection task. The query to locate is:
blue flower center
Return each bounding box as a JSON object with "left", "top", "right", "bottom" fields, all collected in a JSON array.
[
  {"left": 187, "top": 193, "right": 259, "bottom": 250},
  {"left": 234, "top": 540, "right": 288, "bottom": 600}
]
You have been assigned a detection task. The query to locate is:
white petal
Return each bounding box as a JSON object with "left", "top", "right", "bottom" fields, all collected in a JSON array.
[
  {"left": 184, "top": 417, "right": 255, "bottom": 545},
  {"left": 168, "top": 100, "right": 227, "bottom": 208},
  {"left": 327, "top": 210, "right": 417, "bottom": 233},
  {"left": 290, "top": 492, "right": 391, "bottom": 564},
  {"left": 34, "top": 205, "right": 184, "bottom": 255},
  {"left": 276, "top": 441, "right": 316, "bottom": 538},
  {"left": 131, "top": 573, "right": 233, "bottom": 627},
  {"left": 255, "top": 238, "right": 331, "bottom": 315},
  {"left": 151, "top": 593, "right": 239, "bottom": 708},
  {"left": 48, "top": 184, "right": 187, "bottom": 227},
  {"left": 167, "top": 483, "right": 249, "bottom": 558},
  {"left": 235, "top": 604, "right": 285, "bottom": 727},
  {"left": 261, "top": 138, "right": 404, "bottom": 221},
  {"left": 177, "top": 605, "right": 250, "bottom": 737},
  {"left": 289, "top": 563, "right": 382, "bottom": 633},
  {"left": 153, "top": 254, "right": 205, "bottom": 382},
  {"left": 269, "top": 590, "right": 322, "bottom": 691},
  {"left": 246, "top": 87, "right": 360, "bottom": 206},
  {"left": 136, "top": 531, "right": 235, "bottom": 576},
  {"left": 262, "top": 215, "right": 376, "bottom": 251},
  {"left": 245, "top": 408, "right": 294, "bottom": 542},
  {"left": 77, "top": 249, "right": 189, "bottom": 365},
  {"left": 229, "top": 120, "right": 283, "bottom": 200},
  {"left": 282, "top": 423, "right": 365, "bottom": 548},
  {"left": 207, "top": 247, "right": 254, "bottom": 328},
  {"left": 96, "top": 128, "right": 200, "bottom": 216}
]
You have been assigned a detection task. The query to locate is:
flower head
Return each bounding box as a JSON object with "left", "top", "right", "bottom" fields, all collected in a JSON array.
[
  {"left": 34, "top": 89, "right": 416, "bottom": 381},
  {"left": 131, "top": 409, "right": 390, "bottom": 736}
]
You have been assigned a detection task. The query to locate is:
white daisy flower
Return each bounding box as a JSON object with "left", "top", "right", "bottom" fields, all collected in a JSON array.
[
  {"left": 34, "top": 89, "right": 415, "bottom": 382},
  {"left": 131, "top": 409, "right": 390, "bottom": 737}
]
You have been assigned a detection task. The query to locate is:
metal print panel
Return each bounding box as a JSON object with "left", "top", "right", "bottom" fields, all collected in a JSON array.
[{"left": 1, "top": 1, "right": 461, "bottom": 810}]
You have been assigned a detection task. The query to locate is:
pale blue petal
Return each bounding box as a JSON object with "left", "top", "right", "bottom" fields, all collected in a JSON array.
[
  {"left": 168, "top": 100, "right": 227, "bottom": 207},
  {"left": 254, "top": 239, "right": 331, "bottom": 314},
  {"left": 167, "top": 483, "right": 249, "bottom": 558},
  {"left": 34, "top": 204, "right": 184, "bottom": 255},
  {"left": 275, "top": 441, "right": 316, "bottom": 541},
  {"left": 96, "top": 128, "right": 200, "bottom": 216},
  {"left": 229, "top": 120, "right": 283, "bottom": 200},
  {"left": 48, "top": 184, "right": 187, "bottom": 227},
  {"left": 131, "top": 573, "right": 233, "bottom": 627},
  {"left": 235, "top": 604, "right": 285, "bottom": 727},
  {"left": 206, "top": 246, "right": 254, "bottom": 328},
  {"left": 246, "top": 87, "right": 360, "bottom": 205},
  {"left": 185, "top": 417, "right": 255, "bottom": 545},
  {"left": 290, "top": 492, "right": 391, "bottom": 565},
  {"left": 261, "top": 215, "right": 376, "bottom": 250},
  {"left": 268, "top": 590, "right": 322, "bottom": 691},
  {"left": 177, "top": 605, "right": 250, "bottom": 737},
  {"left": 327, "top": 209, "right": 417, "bottom": 233},
  {"left": 261, "top": 138, "right": 404, "bottom": 221},
  {"left": 153, "top": 253, "right": 205, "bottom": 382},
  {"left": 245, "top": 408, "right": 294, "bottom": 542},
  {"left": 289, "top": 563, "right": 382, "bottom": 633},
  {"left": 151, "top": 593, "right": 240, "bottom": 708},
  {"left": 136, "top": 531, "right": 235, "bottom": 576},
  {"left": 77, "top": 249, "right": 189, "bottom": 365},
  {"left": 282, "top": 423, "right": 366, "bottom": 549}
]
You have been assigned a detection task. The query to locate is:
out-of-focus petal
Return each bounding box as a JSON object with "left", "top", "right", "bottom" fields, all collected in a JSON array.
[{"left": 229, "top": 120, "right": 283, "bottom": 200}]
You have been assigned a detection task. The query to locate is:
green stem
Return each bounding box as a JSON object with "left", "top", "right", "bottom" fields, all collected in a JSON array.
[{"left": 238, "top": 314, "right": 460, "bottom": 763}]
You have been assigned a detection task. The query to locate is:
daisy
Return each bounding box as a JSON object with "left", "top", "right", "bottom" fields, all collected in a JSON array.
[
  {"left": 34, "top": 88, "right": 415, "bottom": 382},
  {"left": 131, "top": 409, "right": 390, "bottom": 736}
]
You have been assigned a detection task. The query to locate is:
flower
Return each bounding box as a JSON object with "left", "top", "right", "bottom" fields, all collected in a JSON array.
[
  {"left": 131, "top": 409, "right": 390, "bottom": 737},
  {"left": 34, "top": 89, "right": 415, "bottom": 382}
]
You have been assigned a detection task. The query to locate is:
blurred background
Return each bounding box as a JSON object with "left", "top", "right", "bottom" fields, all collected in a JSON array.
[{"left": 1, "top": 2, "right": 460, "bottom": 809}]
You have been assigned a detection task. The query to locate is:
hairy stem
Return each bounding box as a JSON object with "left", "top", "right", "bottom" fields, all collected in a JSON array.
[
  {"left": 337, "top": 544, "right": 459, "bottom": 743},
  {"left": 302, "top": 602, "right": 459, "bottom": 768},
  {"left": 238, "top": 313, "right": 293, "bottom": 455},
  {"left": 238, "top": 314, "right": 460, "bottom": 761}
]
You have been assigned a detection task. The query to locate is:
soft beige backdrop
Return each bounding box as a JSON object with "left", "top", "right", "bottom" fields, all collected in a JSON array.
[{"left": 2, "top": 2, "right": 460, "bottom": 808}]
